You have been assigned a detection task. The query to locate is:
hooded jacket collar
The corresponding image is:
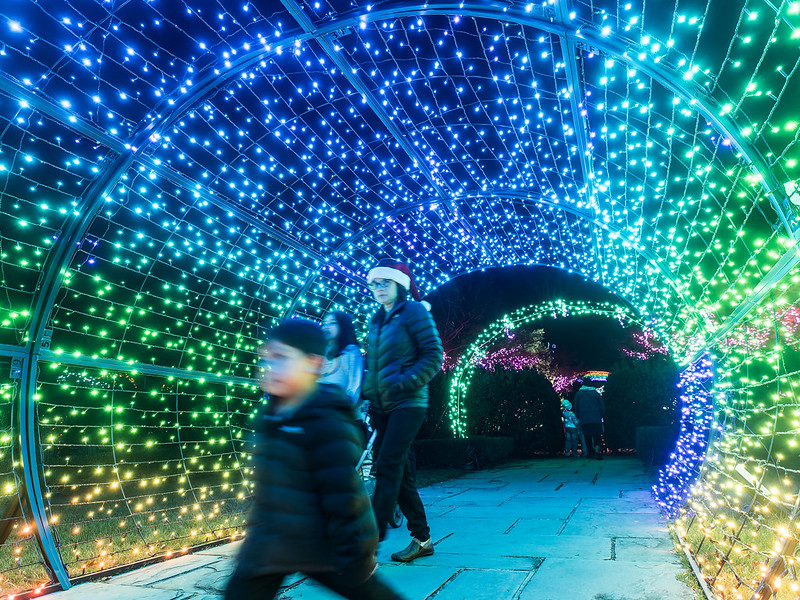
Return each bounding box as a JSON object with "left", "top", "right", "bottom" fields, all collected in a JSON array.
[
  {"left": 265, "top": 383, "right": 352, "bottom": 421},
  {"left": 373, "top": 299, "right": 408, "bottom": 324}
]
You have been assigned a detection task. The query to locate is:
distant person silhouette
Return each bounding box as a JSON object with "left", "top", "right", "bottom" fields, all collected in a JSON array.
[
  {"left": 561, "top": 399, "right": 581, "bottom": 457},
  {"left": 573, "top": 377, "right": 606, "bottom": 460},
  {"left": 567, "top": 380, "right": 588, "bottom": 457}
]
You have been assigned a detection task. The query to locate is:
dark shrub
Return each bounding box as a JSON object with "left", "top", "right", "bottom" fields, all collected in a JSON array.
[
  {"left": 603, "top": 355, "right": 679, "bottom": 452},
  {"left": 422, "top": 366, "right": 562, "bottom": 455},
  {"left": 464, "top": 367, "right": 562, "bottom": 455},
  {"left": 414, "top": 436, "right": 514, "bottom": 469},
  {"left": 635, "top": 426, "right": 679, "bottom": 466},
  {"left": 418, "top": 370, "right": 453, "bottom": 440}
]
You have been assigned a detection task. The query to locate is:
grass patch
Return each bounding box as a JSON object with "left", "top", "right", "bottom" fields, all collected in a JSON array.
[
  {"left": 670, "top": 528, "right": 705, "bottom": 599},
  {"left": 679, "top": 504, "right": 798, "bottom": 599}
]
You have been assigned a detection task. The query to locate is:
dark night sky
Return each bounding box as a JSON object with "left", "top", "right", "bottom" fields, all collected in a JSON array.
[{"left": 426, "top": 265, "right": 643, "bottom": 372}]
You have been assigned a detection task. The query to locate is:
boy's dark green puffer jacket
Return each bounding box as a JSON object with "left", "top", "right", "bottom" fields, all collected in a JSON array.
[
  {"left": 362, "top": 300, "right": 444, "bottom": 413},
  {"left": 236, "top": 384, "right": 377, "bottom": 581}
]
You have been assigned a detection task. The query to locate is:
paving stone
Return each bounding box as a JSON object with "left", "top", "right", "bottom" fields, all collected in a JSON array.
[
  {"left": 518, "top": 557, "right": 694, "bottom": 600},
  {"left": 48, "top": 582, "right": 196, "bottom": 600},
  {"left": 498, "top": 496, "right": 579, "bottom": 519},
  {"left": 431, "top": 515, "right": 520, "bottom": 536},
  {"left": 423, "top": 504, "right": 461, "bottom": 518},
  {"left": 281, "top": 565, "right": 457, "bottom": 600},
  {"left": 410, "top": 552, "right": 542, "bottom": 570},
  {"left": 196, "top": 541, "right": 243, "bottom": 557},
  {"left": 435, "top": 531, "right": 610, "bottom": 561},
  {"left": 614, "top": 537, "right": 682, "bottom": 564},
  {"left": 149, "top": 557, "right": 236, "bottom": 592},
  {"left": 378, "top": 564, "right": 462, "bottom": 598},
  {"left": 435, "top": 504, "right": 564, "bottom": 525},
  {"left": 578, "top": 497, "right": 660, "bottom": 514},
  {"left": 430, "top": 568, "right": 530, "bottom": 600},
  {"left": 107, "top": 554, "right": 223, "bottom": 587},
  {"left": 513, "top": 485, "right": 623, "bottom": 499},
  {"left": 504, "top": 534, "right": 613, "bottom": 560},
  {"left": 562, "top": 510, "right": 668, "bottom": 538}
]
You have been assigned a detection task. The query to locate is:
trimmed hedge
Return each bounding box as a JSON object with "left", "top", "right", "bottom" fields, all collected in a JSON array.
[
  {"left": 603, "top": 355, "right": 679, "bottom": 451},
  {"left": 414, "top": 436, "right": 514, "bottom": 470},
  {"left": 635, "top": 425, "right": 679, "bottom": 466}
]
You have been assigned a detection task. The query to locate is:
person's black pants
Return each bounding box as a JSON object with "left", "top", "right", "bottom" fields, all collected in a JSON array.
[
  {"left": 369, "top": 407, "right": 430, "bottom": 541},
  {"left": 582, "top": 422, "right": 604, "bottom": 456},
  {"left": 225, "top": 568, "right": 401, "bottom": 600}
]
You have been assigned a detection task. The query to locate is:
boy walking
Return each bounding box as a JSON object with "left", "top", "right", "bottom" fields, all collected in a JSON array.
[{"left": 225, "top": 319, "right": 402, "bottom": 600}]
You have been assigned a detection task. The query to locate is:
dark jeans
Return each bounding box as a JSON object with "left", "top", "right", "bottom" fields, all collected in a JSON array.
[
  {"left": 564, "top": 427, "right": 579, "bottom": 456},
  {"left": 225, "top": 568, "right": 402, "bottom": 600},
  {"left": 370, "top": 407, "right": 429, "bottom": 541},
  {"left": 582, "top": 422, "right": 604, "bottom": 456}
]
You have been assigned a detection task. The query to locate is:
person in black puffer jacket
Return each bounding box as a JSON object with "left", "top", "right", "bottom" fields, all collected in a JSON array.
[
  {"left": 573, "top": 376, "right": 606, "bottom": 460},
  {"left": 362, "top": 259, "right": 443, "bottom": 563},
  {"left": 225, "top": 319, "right": 402, "bottom": 600}
]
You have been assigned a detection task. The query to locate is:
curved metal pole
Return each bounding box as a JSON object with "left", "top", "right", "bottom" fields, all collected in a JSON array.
[
  {"left": 9, "top": 28, "right": 324, "bottom": 590},
  {"left": 17, "top": 355, "right": 71, "bottom": 587},
  {"left": 0, "top": 1, "right": 783, "bottom": 336}
]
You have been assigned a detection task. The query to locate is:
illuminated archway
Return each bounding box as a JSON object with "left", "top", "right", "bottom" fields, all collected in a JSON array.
[{"left": 447, "top": 299, "right": 648, "bottom": 437}]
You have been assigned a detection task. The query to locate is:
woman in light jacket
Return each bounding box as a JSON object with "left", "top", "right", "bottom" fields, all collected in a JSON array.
[{"left": 320, "top": 310, "right": 363, "bottom": 407}]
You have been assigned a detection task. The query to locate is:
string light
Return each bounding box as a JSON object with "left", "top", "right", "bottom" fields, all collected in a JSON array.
[
  {"left": 0, "top": 2, "right": 798, "bottom": 598},
  {"left": 654, "top": 352, "right": 717, "bottom": 518}
]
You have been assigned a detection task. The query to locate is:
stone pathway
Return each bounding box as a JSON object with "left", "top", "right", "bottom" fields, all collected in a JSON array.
[{"left": 48, "top": 457, "right": 697, "bottom": 600}]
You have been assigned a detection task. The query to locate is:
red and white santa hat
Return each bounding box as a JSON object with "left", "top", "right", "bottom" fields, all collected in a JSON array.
[{"left": 368, "top": 259, "right": 430, "bottom": 309}]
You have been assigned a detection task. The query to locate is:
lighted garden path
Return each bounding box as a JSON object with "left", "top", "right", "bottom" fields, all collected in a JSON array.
[{"left": 48, "top": 457, "right": 697, "bottom": 600}]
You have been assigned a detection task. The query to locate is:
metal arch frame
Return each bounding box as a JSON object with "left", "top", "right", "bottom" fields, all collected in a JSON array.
[
  {"left": 0, "top": 0, "right": 792, "bottom": 298},
  {"left": 2, "top": 26, "right": 326, "bottom": 588},
  {"left": 270, "top": 0, "right": 797, "bottom": 346},
  {"left": 0, "top": 0, "right": 790, "bottom": 331},
  {"left": 0, "top": 0, "right": 795, "bottom": 583},
  {"left": 245, "top": 0, "right": 797, "bottom": 239},
  {"left": 0, "top": 75, "right": 349, "bottom": 276},
  {"left": 278, "top": 0, "right": 495, "bottom": 262}
]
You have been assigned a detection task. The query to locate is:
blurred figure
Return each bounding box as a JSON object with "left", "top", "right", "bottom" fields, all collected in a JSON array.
[
  {"left": 561, "top": 399, "right": 581, "bottom": 458},
  {"left": 573, "top": 377, "right": 606, "bottom": 460},
  {"left": 320, "top": 310, "right": 364, "bottom": 407},
  {"left": 362, "top": 259, "right": 443, "bottom": 563},
  {"left": 568, "top": 380, "right": 588, "bottom": 457},
  {"left": 225, "top": 319, "right": 403, "bottom": 600}
]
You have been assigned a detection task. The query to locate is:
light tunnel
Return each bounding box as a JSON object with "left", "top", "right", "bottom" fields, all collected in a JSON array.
[{"left": 0, "top": 0, "right": 799, "bottom": 597}]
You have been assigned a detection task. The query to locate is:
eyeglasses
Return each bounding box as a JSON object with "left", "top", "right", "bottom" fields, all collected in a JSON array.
[{"left": 367, "top": 279, "right": 393, "bottom": 290}]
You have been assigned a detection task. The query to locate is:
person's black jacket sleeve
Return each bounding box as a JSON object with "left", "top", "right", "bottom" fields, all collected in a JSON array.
[
  {"left": 396, "top": 302, "right": 443, "bottom": 392},
  {"left": 307, "top": 415, "right": 377, "bottom": 583}
]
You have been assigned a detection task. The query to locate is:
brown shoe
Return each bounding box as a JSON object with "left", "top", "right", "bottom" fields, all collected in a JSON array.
[{"left": 390, "top": 537, "right": 434, "bottom": 562}]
